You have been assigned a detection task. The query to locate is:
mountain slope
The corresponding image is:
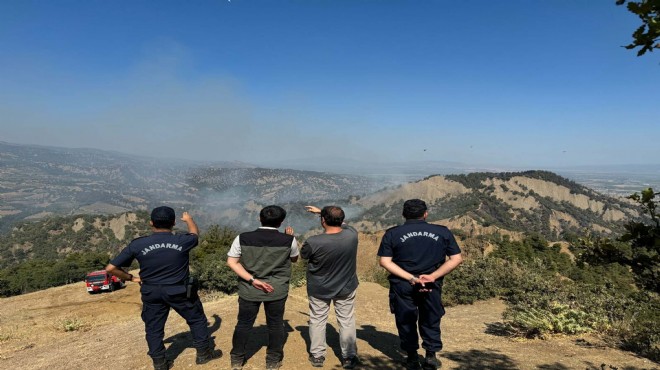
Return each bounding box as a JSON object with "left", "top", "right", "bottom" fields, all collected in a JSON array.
[
  {"left": 354, "top": 171, "right": 641, "bottom": 239},
  {"left": 0, "top": 211, "right": 151, "bottom": 268},
  {"left": 0, "top": 141, "right": 247, "bottom": 230},
  {"left": 0, "top": 142, "right": 381, "bottom": 233},
  {"left": 1, "top": 170, "right": 642, "bottom": 271},
  {"left": 189, "top": 167, "right": 378, "bottom": 204}
]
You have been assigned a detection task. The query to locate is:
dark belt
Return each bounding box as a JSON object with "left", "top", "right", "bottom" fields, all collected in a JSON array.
[{"left": 141, "top": 280, "right": 187, "bottom": 287}]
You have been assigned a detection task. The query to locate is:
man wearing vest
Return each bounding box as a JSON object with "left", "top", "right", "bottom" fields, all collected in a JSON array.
[{"left": 227, "top": 205, "right": 300, "bottom": 370}]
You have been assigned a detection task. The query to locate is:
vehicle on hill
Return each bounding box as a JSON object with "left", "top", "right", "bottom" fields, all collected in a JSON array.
[{"left": 85, "top": 270, "right": 124, "bottom": 294}]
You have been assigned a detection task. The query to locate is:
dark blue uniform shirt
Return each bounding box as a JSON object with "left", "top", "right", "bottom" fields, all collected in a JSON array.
[
  {"left": 377, "top": 219, "right": 461, "bottom": 281},
  {"left": 110, "top": 232, "right": 198, "bottom": 285}
]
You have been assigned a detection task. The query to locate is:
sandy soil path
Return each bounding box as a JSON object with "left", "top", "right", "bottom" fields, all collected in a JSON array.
[{"left": 0, "top": 282, "right": 657, "bottom": 370}]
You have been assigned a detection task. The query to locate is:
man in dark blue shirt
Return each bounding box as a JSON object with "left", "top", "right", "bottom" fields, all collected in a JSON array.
[
  {"left": 377, "top": 199, "right": 463, "bottom": 370},
  {"left": 106, "top": 206, "right": 220, "bottom": 370}
]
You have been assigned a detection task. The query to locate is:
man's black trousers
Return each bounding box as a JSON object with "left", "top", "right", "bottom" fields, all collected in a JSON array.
[
  {"left": 230, "top": 296, "right": 287, "bottom": 364},
  {"left": 140, "top": 284, "right": 210, "bottom": 359},
  {"left": 389, "top": 279, "right": 445, "bottom": 353}
]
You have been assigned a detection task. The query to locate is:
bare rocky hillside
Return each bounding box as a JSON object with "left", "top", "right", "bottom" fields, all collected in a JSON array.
[{"left": 354, "top": 171, "right": 641, "bottom": 239}]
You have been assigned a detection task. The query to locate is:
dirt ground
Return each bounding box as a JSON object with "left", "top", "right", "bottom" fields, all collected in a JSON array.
[{"left": 0, "top": 281, "right": 657, "bottom": 370}]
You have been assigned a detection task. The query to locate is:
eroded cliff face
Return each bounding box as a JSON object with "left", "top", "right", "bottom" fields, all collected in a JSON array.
[
  {"left": 482, "top": 176, "right": 633, "bottom": 220},
  {"left": 353, "top": 172, "right": 640, "bottom": 239},
  {"left": 358, "top": 176, "right": 470, "bottom": 209}
]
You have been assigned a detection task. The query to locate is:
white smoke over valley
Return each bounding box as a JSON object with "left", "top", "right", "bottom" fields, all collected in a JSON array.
[{"left": 0, "top": 42, "right": 388, "bottom": 166}]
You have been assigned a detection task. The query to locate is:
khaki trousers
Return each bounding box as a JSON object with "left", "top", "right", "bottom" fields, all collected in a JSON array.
[{"left": 308, "top": 289, "right": 358, "bottom": 359}]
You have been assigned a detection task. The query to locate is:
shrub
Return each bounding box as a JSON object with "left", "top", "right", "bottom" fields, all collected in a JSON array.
[
  {"left": 499, "top": 268, "right": 659, "bottom": 361},
  {"left": 507, "top": 303, "right": 602, "bottom": 337},
  {"left": 290, "top": 258, "right": 307, "bottom": 288},
  {"left": 194, "top": 254, "right": 238, "bottom": 294},
  {"left": 443, "top": 258, "right": 512, "bottom": 306},
  {"left": 503, "top": 285, "right": 607, "bottom": 337},
  {"left": 608, "top": 291, "right": 660, "bottom": 362},
  {"left": 367, "top": 260, "right": 390, "bottom": 289},
  {"left": 191, "top": 225, "right": 239, "bottom": 293},
  {"left": 56, "top": 316, "right": 87, "bottom": 332}
]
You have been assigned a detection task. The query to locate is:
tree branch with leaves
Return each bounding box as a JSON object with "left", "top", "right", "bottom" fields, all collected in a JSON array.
[{"left": 617, "top": 0, "right": 660, "bottom": 56}]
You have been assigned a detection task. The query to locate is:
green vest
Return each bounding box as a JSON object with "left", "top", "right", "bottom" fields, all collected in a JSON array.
[{"left": 237, "top": 228, "right": 294, "bottom": 301}]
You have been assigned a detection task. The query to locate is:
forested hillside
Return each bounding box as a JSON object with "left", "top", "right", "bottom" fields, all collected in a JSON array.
[
  {"left": 0, "top": 212, "right": 153, "bottom": 268},
  {"left": 188, "top": 167, "right": 378, "bottom": 203},
  {"left": 0, "top": 212, "right": 152, "bottom": 296}
]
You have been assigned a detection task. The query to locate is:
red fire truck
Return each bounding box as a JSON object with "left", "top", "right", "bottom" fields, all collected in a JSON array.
[{"left": 85, "top": 270, "right": 125, "bottom": 294}]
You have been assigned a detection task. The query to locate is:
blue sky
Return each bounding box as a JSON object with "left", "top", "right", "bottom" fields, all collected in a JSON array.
[{"left": 0, "top": 0, "right": 658, "bottom": 167}]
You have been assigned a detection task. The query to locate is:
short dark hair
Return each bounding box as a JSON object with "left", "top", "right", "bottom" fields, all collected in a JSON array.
[
  {"left": 151, "top": 206, "right": 176, "bottom": 229},
  {"left": 260, "top": 205, "right": 287, "bottom": 227},
  {"left": 321, "top": 206, "right": 345, "bottom": 227},
  {"left": 402, "top": 199, "right": 427, "bottom": 219}
]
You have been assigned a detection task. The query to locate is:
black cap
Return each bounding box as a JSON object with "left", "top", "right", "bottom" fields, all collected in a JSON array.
[{"left": 151, "top": 206, "right": 176, "bottom": 222}]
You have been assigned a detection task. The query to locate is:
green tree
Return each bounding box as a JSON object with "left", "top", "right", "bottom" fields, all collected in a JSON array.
[
  {"left": 573, "top": 188, "right": 659, "bottom": 293},
  {"left": 0, "top": 251, "right": 112, "bottom": 297},
  {"left": 190, "top": 225, "right": 239, "bottom": 293},
  {"left": 622, "top": 188, "right": 660, "bottom": 292},
  {"left": 617, "top": 0, "right": 660, "bottom": 56}
]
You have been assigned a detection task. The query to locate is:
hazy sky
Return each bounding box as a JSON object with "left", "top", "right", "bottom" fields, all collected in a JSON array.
[{"left": 1, "top": 1, "right": 658, "bottom": 167}]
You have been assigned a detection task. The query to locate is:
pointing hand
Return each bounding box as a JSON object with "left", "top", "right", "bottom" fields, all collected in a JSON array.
[{"left": 305, "top": 206, "right": 321, "bottom": 214}]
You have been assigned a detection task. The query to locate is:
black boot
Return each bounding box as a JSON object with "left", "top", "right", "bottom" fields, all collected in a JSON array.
[
  {"left": 405, "top": 351, "right": 421, "bottom": 370},
  {"left": 152, "top": 357, "right": 173, "bottom": 370},
  {"left": 196, "top": 346, "right": 222, "bottom": 365},
  {"left": 422, "top": 351, "right": 441, "bottom": 370}
]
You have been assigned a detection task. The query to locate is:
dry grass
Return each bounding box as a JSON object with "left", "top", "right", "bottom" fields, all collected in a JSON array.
[
  {"left": 0, "top": 272, "right": 655, "bottom": 369},
  {"left": 0, "top": 328, "right": 15, "bottom": 342}
]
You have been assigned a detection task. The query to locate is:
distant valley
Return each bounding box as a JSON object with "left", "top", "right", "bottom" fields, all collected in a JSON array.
[
  {"left": 2, "top": 142, "right": 657, "bottom": 231},
  {"left": 0, "top": 141, "right": 385, "bottom": 232},
  {"left": 0, "top": 141, "right": 651, "bottom": 270}
]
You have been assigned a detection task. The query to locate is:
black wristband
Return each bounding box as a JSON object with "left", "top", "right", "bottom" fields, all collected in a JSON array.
[{"left": 248, "top": 277, "right": 255, "bottom": 285}]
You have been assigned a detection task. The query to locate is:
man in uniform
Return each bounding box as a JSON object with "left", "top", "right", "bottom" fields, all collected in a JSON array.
[
  {"left": 226, "top": 205, "right": 299, "bottom": 370},
  {"left": 106, "top": 206, "right": 220, "bottom": 370},
  {"left": 301, "top": 205, "right": 359, "bottom": 369},
  {"left": 377, "top": 199, "right": 463, "bottom": 370}
]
